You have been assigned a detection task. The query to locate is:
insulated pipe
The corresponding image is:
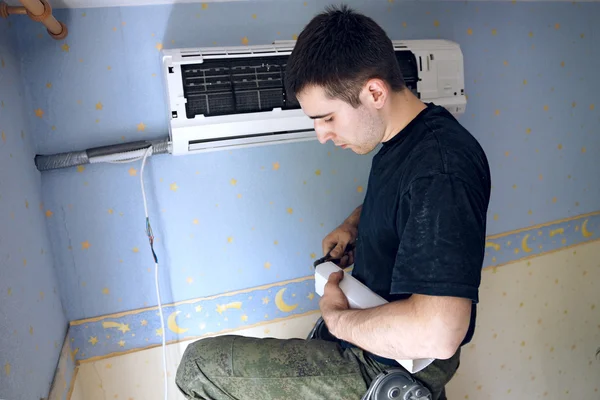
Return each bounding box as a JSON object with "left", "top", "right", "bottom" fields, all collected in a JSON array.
[{"left": 0, "top": 0, "right": 67, "bottom": 40}]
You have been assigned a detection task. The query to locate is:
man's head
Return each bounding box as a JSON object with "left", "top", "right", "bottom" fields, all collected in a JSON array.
[{"left": 285, "top": 5, "right": 406, "bottom": 154}]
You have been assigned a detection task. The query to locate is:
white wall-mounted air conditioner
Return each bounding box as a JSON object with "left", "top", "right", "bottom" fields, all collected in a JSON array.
[{"left": 161, "top": 39, "right": 466, "bottom": 156}]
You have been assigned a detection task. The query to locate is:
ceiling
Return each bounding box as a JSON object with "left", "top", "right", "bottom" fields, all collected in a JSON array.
[
  {"left": 3, "top": 0, "right": 599, "bottom": 10},
  {"left": 3, "top": 0, "right": 243, "bottom": 8}
]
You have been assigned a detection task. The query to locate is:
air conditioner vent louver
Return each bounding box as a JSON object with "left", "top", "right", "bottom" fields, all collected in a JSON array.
[{"left": 181, "top": 55, "right": 300, "bottom": 118}]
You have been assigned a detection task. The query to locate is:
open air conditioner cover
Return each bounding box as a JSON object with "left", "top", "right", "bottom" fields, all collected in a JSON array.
[{"left": 162, "top": 40, "right": 466, "bottom": 155}]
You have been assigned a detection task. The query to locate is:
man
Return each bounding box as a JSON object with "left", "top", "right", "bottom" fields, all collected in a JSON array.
[{"left": 176, "top": 5, "right": 490, "bottom": 400}]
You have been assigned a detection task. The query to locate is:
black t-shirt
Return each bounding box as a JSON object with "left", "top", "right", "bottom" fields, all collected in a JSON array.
[{"left": 346, "top": 103, "right": 491, "bottom": 365}]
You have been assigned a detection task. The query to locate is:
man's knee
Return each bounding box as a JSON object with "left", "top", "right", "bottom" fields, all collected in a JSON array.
[{"left": 176, "top": 336, "right": 236, "bottom": 398}]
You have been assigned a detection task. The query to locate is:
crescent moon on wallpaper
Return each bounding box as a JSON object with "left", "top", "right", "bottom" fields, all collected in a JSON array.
[
  {"left": 167, "top": 311, "right": 189, "bottom": 334},
  {"left": 275, "top": 288, "right": 298, "bottom": 313},
  {"left": 581, "top": 219, "right": 594, "bottom": 238},
  {"left": 521, "top": 234, "right": 533, "bottom": 253}
]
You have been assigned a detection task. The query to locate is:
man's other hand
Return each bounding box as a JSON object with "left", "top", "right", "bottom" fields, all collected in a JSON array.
[{"left": 319, "top": 270, "right": 350, "bottom": 336}]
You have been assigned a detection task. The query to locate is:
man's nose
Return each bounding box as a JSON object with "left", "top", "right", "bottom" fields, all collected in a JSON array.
[{"left": 314, "top": 121, "right": 333, "bottom": 144}]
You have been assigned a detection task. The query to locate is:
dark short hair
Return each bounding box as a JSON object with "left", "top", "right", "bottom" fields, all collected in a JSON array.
[{"left": 285, "top": 4, "right": 406, "bottom": 108}]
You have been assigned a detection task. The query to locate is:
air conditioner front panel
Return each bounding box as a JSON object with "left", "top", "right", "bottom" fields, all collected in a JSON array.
[{"left": 180, "top": 55, "right": 299, "bottom": 119}]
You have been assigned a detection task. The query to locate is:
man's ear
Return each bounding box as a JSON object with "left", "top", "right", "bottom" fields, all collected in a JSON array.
[{"left": 362, "top": 78, "right": 388, "bottom": 110}]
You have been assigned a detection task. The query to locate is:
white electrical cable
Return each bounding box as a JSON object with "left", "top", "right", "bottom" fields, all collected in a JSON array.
[
  {"left": 140, "top": 146, "right": 153, "bottom": 219},
  {"left": 89, "top": 148, "right": 149, "bottom": 164},
  {"left": 108, "top": 157, "right": 144, "bottom": 164},
  {"left": 140, "top": 146, "right": 169, "bottom": 400}
]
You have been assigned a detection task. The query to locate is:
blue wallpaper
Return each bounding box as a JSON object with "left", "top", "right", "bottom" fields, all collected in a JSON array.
[
  {"left": 10, "top": 0, "right": 600, "bottom": 327},
  {"left": 0, "top": 18, "right": 67, "bottom": 400}
]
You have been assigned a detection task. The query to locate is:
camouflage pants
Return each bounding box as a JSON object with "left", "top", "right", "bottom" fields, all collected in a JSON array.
[{"left": 175, "top": 335, "right": 460, "bottom": 400}]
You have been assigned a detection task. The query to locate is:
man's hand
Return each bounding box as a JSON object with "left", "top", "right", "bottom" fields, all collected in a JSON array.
[
  {"left": 322, "top": 205, "right": 362, "bottom": 268},
  {"left": 322, "top": 222, "right": 358, "bottom": 268},
  {"left": 319, "top": 270, "right": 350, "bottom": 336}
]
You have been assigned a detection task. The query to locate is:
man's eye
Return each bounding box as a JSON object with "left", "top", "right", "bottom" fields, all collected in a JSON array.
[{"left": 324, "top": 117, "right": 333, "bottom": 123}]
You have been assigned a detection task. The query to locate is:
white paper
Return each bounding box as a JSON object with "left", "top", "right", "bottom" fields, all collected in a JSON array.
[{"left": 314, "top": 262, "right": 434, "bottom": 374}]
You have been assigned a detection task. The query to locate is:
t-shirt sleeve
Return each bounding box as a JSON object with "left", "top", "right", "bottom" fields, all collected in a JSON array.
[{"left": 390, "top": 173, "right": 488, "bottom": 303}]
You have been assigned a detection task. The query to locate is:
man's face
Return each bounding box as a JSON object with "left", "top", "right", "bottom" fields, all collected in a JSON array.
[{"left": 297, "top": 85, "right": 385, "bottom": 155}]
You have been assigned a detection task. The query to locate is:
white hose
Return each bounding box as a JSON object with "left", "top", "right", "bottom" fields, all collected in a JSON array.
[{"left": 89, "top": 148, "right": 150, "bottom": 164}]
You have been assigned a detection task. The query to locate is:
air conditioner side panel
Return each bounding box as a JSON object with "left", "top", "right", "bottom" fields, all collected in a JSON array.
[
  {"left": 403, "top": 40, "right": 466, "bottom": 116},
  {"left": 162, "top": 53, "right": 188, "bottom": 152}
]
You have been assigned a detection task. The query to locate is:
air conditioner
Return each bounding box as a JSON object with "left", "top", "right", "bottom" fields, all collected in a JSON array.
[{"left": 161, "top": 39, "right": 466, "bottom": 156}]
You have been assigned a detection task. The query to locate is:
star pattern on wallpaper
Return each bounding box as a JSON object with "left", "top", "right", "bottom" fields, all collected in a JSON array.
[
  {"left": 7, "top": 7, "right": 599, "bottom": 399},
  {"left": 34, "top": 108, "right": 44, "bottom": 118}
]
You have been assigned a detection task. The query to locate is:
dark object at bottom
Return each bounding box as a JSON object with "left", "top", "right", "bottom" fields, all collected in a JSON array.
[
  {"left": 306, "top": 316, "right": 338, "bottom": 342},
  {"left": 362, "top": 369, "right": 432, "bottom": 400}
]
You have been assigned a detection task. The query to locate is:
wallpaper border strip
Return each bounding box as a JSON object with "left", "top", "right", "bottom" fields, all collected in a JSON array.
[{"left": 65, "top": 210, "right": 599, "bottom": 365}]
